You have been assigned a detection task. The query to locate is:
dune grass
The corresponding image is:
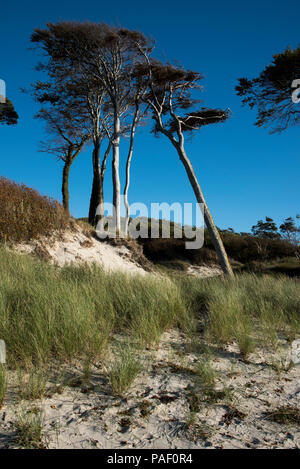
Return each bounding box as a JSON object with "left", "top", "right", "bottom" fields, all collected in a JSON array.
[
  {"left": 15, "top": 407, "right": 46, "bottom": 449},
  {"left": 0, "top": 246, "right": 299, "bottom": 378},
  {"left": 0, "top": 247, "right": 189, "bottom": 368},
  {"left": 179, "top": 273, "right": 300, "bottom": 355},
  {"left": 108, "top": 344, "right": 142, "bottom": 396}
]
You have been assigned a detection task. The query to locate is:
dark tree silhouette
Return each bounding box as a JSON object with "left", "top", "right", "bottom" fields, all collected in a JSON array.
[
  {"left": 36, "top": 108, "right": 89, "bottom": 217},
  {"left": 0, "top": 98, "right": 18, "bottom": 126},
  {"left": 136, "top": 59, "right": 233, "bottom": 275},
  {"left": 29, "top": 79, "right": 90, "bottom": 216},
  {"left": 32, "top": 22, "right": 153, "bottom": 233},
  {"left": 236, "top": 45, "right": 300, "bottom": 133},
  {"left": 251, "top": 217, "right": 280, "bottom": 240},
  {"left": 280, "top": 216, "right": 300, "bottom": 245}
]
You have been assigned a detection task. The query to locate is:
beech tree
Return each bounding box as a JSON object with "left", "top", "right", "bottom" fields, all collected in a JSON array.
[
  {"left": 37, "top": 107, "right": 89, "bottom": 216},
  {"left": 31, "top": 27, "right": 115, "bottom": 224},
  {"left": 137, "top": 59, "right": 233, "bottom": 275},
  {"left": 236, "top": 45, "right": 300, "bottom": 133},
  {"left": 32, "top": 22, "right": 153, "bottom": 233},
  {"left": 29, "top": 76, "right": 90, "bottom": 216}
]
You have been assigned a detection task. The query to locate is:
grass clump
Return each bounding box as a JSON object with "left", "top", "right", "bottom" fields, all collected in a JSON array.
[
  {"left": 108, "top": 345, "right": 141, "bottom": 396},
  {"left": 15, "top": 407, "right": 47, "bottom": 449},
  {"left": 194, "top": 359, "right": 216, "bottom": 391},
  {"left": 17, "top": 367, "right": 48, "bottom": 401}
]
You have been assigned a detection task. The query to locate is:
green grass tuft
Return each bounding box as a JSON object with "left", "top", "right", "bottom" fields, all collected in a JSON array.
[{"left": 108, "top": 344, "right": 141, "bottom": 396}]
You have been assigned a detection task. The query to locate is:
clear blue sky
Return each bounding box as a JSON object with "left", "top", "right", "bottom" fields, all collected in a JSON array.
[{"left": 0, "top": 0, "right": 299, "bottom": 232}]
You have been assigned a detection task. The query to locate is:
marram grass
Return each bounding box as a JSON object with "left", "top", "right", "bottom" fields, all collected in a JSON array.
[
  {"left": 0, "top": 247, "right": 299, "bottom": 371},
  {"left": 0, "top": 248, "right": 190, "bottom": 367}
]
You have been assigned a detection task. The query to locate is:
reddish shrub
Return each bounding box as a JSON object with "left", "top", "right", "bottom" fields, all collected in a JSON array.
[{"left": 0, "top": 177, "right": 68, "bottom": 243}]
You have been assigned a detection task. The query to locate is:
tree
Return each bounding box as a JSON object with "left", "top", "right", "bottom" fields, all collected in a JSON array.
[
  {"left": 137, "top": 59, "right": 233, "bottom": 275},
  {"left": 123, "top": 72, "right": 149, "bottom": 236},
  {"left": 36, "top": 108, "right": 89, "bottom": 217},
  {"left": 31, "top": 27, "right": 114, "bottom": 224},
  {"left": 251, "top": 217, "right": 280, "bottom": 239},
  {"left": 29, "top": 77, "right": 90, "bottom": 216},
  {"left": 280, "top": 216, "right": 300, "bottom": 245},
  {"left": 0, "top": 98, "right": 18, "bottom": 125},
  {"left": 32, "top": 22, "right": 153, "bottom": 234},
  {"left": 236, "top": 45, "right": 300, "bottom": 133}
]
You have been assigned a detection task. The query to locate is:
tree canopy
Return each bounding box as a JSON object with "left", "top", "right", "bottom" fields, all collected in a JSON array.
[{"left": 236, "top": 45, "right": 300, "bottom": 133}]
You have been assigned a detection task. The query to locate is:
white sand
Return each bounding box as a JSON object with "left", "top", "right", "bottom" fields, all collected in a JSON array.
[
  {"left": 15, "top": 228, "right": 147, "bottom": 275},
  {"left": 1, "top": 330, "right": 299, "bottom": 449}
]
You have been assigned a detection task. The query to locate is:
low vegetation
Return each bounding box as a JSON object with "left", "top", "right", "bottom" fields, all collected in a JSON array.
[
  {"left": 0, "top": 246, "right": 299, "bottom": 375},
  {"left": 140, "top": 228, "right": 300, "bottom": 276},
  {"left": 15, "top": 407, "right": 46, "bottom": 449},
  {"left": 0, "top": 177, "right": 68, "bottom": 244},
  {"left": 108, "top": 345, "right": 142, "bottom": 396},
  {"left": 179, "top": 273, "right": 300, "bottom": 354},
  {"left": 0, "top": 247, "right": 190, "bottom": 368}
]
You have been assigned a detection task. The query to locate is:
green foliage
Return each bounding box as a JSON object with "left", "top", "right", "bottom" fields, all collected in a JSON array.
[
  {"left": 251, "top": 217, "right": 280, "bottom": 239},
  {"left": 0, "top": 177, "right": 68, "bottom": 243}
]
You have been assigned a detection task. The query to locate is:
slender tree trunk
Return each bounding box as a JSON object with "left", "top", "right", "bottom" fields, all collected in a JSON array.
[
  {"left": 97, "top": 140, "right": 112, "bottom": 222},
  {"left": 175, "top": 143, "right": 234, "bottom": 276},
  {"left": 62, "top": 160, "right": 71, "bottom": 218},
  {"left": 112, "top": 114, "right": 121, "bottom": 235},
  {"left": 88, "top": 140, "right": 101, "bottom": 225},
  {"left": 124, "top": 107, "right": 139, "bottom": 237}
]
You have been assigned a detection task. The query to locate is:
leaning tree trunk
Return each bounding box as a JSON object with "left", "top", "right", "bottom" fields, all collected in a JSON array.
[
  {"left": 112, "top": 114, "right": 121, "bottom": 235},
  {"left": 88, "top": 140, "right": 101, "bottom": 225},
  {"left": 175, "top": 143, "right": 234, "bottom": 276},
  {"left": 62, "top": 160, "right": 71, "bottom": 218}
]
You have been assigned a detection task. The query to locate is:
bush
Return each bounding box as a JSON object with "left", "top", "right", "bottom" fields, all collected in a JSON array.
[
  {"left": 0, "top": 177, "right": 68, "bottom": 243},
  {"left": 218, "top": 231, "right": 299, "bottom": 264},
  {"left": 140, "top": 237, "right": 218, "bottom": 266},
  {"left": 139, "top": 227, "right": 299, "bottom": 270}
]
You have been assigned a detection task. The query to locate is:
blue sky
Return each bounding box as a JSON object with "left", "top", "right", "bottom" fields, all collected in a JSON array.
[{"left": 0, "top": 0, "right": 299, "bottom": 232}]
